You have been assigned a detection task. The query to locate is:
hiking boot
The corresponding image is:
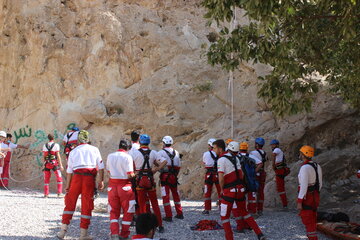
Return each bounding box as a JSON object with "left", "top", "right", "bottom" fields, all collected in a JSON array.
[
  {"left": 79, "top": 228, "right": 93, "bottom": 240},
  {"left": 257, "top": 233, "right": 266, "bottom": 240},
  {"left": 56, "top": 224, "right": 68, "bottom": 239},
  {"left": 158, "top": 226, "right": 165, "bottom": 233},
  {"left": 175, "top": 214, "right": 184, "bottom": 219},
  {"left": 162, "top": 216, "right": 172, "bottom": 222},
  {"left": 110, "top": 235, "right": 120, "bottom": 240},
  {"left": 202, "top": 210, "right": 209, "bottom": 215}
]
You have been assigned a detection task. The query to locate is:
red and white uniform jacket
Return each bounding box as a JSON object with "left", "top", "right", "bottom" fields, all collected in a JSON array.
[
  {"left": 63, "top": 130, "right": 79, "bottom": 144},
  {"left": 128, "top": 142, "right": 140, "bottom": 157},
  {"left": 217, "top": 152, "right": 245, "bottom": 193},
  {"left": 297, "top": 161, "right": 322, "bottom": 203},
  {"left": 106, "top": 150, "right": 134, "bottom": 179},
  {"left": 273, "top": 147, "right": 284, "bottom": 164},
  {"left": 203, "top": 150, "right": 217, "bottom": 168},
  {"left": 67, "top": 144, "right": 104, "bottom": 174},
  {"left": 42, "top": 141, "right": 60, "bottom": 163},
  {"left": 130, "top": 148, "right": 165, "bottom": 171},
  {"left": 157, "top": 147, "right": 181, "bottom": 169}
]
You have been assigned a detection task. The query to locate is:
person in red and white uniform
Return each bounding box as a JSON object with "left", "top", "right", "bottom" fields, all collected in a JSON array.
[
  {"left": 107, "top": 139, "right": 136, "bottom": 240},
  {"left": 128, "top": 130, "right": 140, "bottom": 156},
  {"left": 57, "top": 130, "right": 104, "bottom": 240},
  {"left": 202, "top": 138, "right": 221, "bottom": 215},
  {"left": 270, "top": 139, "right": 288, "bottom": 209},
  {"left": 0, "top": 133, "right": 28, "bottom": 189},
  {"left": 250, "top": 138, "right": 267, "bottom": 216},
  {"left": 42, "top": 134, "right": 64, "bottom": 197},
  {"left": 62, "top": 127, "right": 79, "bottom": 160},
  {"left": 131, "top": 134, "right": 167, "bottom": 233},
  {"left": 357, "top": 168, "right": 360, "bottom": 178},
  {"left": 132, "top": 213, "right": 159, "bottom": 240},
  {"left": 0, "top": 131, "right": 10, "bottom": 189},
  {"left": 238, "top": 142, "right": 262, "bottom": 215},
  {"left": 158, "top": 136, "right": 184, "bottom": 221},
  {"left": 297, "top": 145, "right": 322, "bottom": 240},
  {"left": 215, "top": 140, "right": 265, "bottom": 240}
]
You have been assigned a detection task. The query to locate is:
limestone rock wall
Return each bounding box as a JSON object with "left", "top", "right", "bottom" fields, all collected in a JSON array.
[{"left": 0, "top": 0, "right": 359, "bottom": 220}]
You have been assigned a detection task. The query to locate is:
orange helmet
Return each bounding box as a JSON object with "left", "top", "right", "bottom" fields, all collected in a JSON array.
[
  {"left": 299, "top": 145, "right": 315, "bottom": 158},
  {"left": 225, "top": 138, "right": 234, "bottom": 145},
  {"left": 240, "top": 142, "right": 249, "bottom": 151}
]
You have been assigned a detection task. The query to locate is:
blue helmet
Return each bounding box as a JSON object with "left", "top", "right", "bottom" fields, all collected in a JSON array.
[
  {"left": 255, "top": 137, "right": 265, "bottom": 146},
  {"left": 139, "top": 134, "right": 151, "bottom": 145},
  {"left": 72, "top": 127, "right": 80, "bottom": 131},
  {"left": 270, "top": 139, "right": 279, "bottom": 145}
]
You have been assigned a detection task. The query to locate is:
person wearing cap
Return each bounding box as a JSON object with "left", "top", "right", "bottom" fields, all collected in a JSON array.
[
  {"left": 130, "top": 134, "right": 167, "bottom": 233},
  {"left": 42, "top": 134, "right": 63, "bottom": 197},
  {"left": 298, "top": 146, "right": 322, "bottom": 240},
  {"left": 250, "top": 138, "right": 267, "bottom": 215},
  {"left": 215, "top": 139, "right": 265, "bottom": 240},
  {"left": 157, "top": 136, "right": 184, "bottom": 221},
  {"left": 202, "top": 138, "right": 221, "bottom": 214},
  {"left": 270, "top": 139, "right": 288, "bottom": 210},
  {"left": 107, "top": 139, "right": 136, "bottom": 240},
  {"left": 62, "top": 127, "right": 80, "bottom": 160},
  {"left": 57, "top": 130, "right": 104, "bottom": 240},
  {"left": 238, "top": 142, "right": 262, "bottom": 215},
  {"left": 0, "top": 131, "right": 10, "bottom": 189},
  {"left": 0, "top": 133, "right": 28, "bottom": 189}
]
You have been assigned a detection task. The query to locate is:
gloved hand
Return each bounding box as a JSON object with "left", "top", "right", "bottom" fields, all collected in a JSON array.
[{"left": 0, "top": 167, "right": 3, "bottom": 174}]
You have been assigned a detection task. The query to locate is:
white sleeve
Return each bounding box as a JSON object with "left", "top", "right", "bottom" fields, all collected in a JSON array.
[
  {"left": 9, "top": 142, "right": 18, "bottom": 149},
  {"left": 63, "top": 134, "right": 68, "bottom": 142},
  {"left": 318, "top": 164, "right": 323, "bottom": 190},
  {"left": 218, "top": 158, "right": 225, "bottom": 173},
  {"left": 250, "top": 154, "right": 262, "bottom": 165},
  {"left": 96, "top": 148, "right": 104, "bottom": 170},
  {"left": 54, "top": 144, "right": 60, "bottom": 152},
  {"left": 42, "top": 144, "right": 47, "bottom": 152},
  {"left": 298, "top": 166, "right": 309, "bottom": 200},
  {"left": 126, "top": 155, "right": 134, "bottom": 174},
  {"left": 67, "top": 152, "right": 74, "bottom": 174},
  {"left": 106, "top": 154, "right": 110, "bottom": 171},
  {"left": 273, "top": 148, "right": 280, "bottom": 155},
  {"left": 202, "top": 152, "right": 207, "bottom": 164}
]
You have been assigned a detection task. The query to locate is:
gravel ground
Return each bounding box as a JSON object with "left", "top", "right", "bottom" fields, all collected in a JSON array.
[{"left": 0, "top": 188, "right": 331, "bottom": 240}]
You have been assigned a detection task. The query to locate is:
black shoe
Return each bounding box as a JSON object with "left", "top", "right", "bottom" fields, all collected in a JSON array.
[
  {"left": 175, "top": 214, "right": 184, "bottom": 219},
  {"left": 202, "top": 210, "right": 209, "bottom": 215},
  {"left": 257, "top": 233, "right": 266, "bottom": 240},
  {"left": 158, "top": 226, "right": 164, "bottom": 233},
  {"left": 162, "top": 217, "right": 172, "bottom": 222}
]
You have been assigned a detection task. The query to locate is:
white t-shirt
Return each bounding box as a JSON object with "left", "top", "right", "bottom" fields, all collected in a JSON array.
[
  {"left": 130, "top": 148, "right": 165, "bottom": 171},
  {"left": 202, "top": 150, "right": 217, "bottom": 168},
  {"left": 250, "top": 149, "right": 266, "bottom": 164},
  {"left": 106, "top": 150, "right": 134, "bottom": 179},
  {"left": 42, "top": 141, "right": 60, "bottom": 152},
  {"left": 298, "top": 162, "right": 322, "bottom": 200},
  {"left": 273, "top": 147, "right": 284, "bottom": 164},
  {"left": 1, "top": 142, "right": 18, "bottom": 152},
  {"left": 67, "top": 144, "right": 104, "bottom": 173},
  {"left": 157, "top": 147, "right": 181, "bottom": 167},
  {"left": 218, "top": 153, "right": 242, "bottom": 176},
  {"left": 128, "top": 142, "right": 140, "bottom": 156},
  {"left": 63, "top": 131, "right": 79, "bottom": 142},
  {"left": 239, "top": 152, "right": 262, "bottom": 165}
]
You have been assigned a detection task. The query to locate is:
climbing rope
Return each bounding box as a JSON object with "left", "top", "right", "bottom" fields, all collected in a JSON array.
[{"left": 8, "top": 150, "right": 43, "bottom": 184}]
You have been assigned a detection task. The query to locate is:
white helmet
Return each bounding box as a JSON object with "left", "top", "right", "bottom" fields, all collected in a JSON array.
[
  {"left": 162, "top": 136, "right": 173, "bottom": 145},
  {"left": 227, "top": 141, "right": 240, "bottom": 152},
  {"left": 208, "top": 138, "right": 216, "bottom": 147},
  {"left": 0, "top": 131, "right": 6, "bottom": 138}
]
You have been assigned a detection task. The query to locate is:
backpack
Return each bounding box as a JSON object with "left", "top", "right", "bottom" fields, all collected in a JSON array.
[
  {"left": 163, "top": 149, "right": 179, "bottom": 187},
  {"left": 137, "top": 149, "right": 154, "bottom": 190},
  {"left": 238, "top": 154, "right": 259, "bottom": 192},
  {"left": 45, "top": 143, "right": 56, "bottom": 161}
]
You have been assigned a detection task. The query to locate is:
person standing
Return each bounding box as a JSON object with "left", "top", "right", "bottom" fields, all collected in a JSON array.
[
  {"left": 0, "top": 131, "right": 9, "bottom": 189},
  {"left": 158, "top": 136, "right": 184, "bottom": 221},
  {"left": 62, "top": 127, "right": 80, "bottom": 160},
  {"left": 202, "top": 138, "right": 221, "bottom": 214},
  {"left": 215, "top": 140, "right": 265, "bottom": 240},
  {"left": 297, "top": 146, "right": 322, "bottom": 240},
  {"left": 270, "top": 139, "right": 288, "bottom": 210},
  {"left": 42, "top": 134, "right": 64, "bottom": 197},
  {"left": 131, "top": 134, "right": 167, "bottom": 233},
  {"left": 250, "top": 138, "right": 267, "bottom": 215},
  {"left": 57, "top": 130, "right": 104, "bottom": 240},
  {"left": 107, "top": 139, "right": 136, "bottom": 240}
]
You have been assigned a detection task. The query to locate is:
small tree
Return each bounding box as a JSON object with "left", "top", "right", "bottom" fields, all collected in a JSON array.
[{"left": 202, "top": 0, "right": 360, "bottom": 116}]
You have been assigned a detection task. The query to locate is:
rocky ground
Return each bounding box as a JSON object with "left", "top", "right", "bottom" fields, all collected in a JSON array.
[{"left": 0, "top": 188, "right": 332, "bottom": 240}]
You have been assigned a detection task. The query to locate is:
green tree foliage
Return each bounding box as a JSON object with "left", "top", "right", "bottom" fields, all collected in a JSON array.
[{"left": 202, "top": 0, "right": 360, "bottom": 116}]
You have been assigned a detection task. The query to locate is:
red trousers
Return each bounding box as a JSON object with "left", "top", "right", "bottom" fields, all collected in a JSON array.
[
  {"left": 62, "top": 172, "right": 96, "bottom": 229},
  {"left": 275, "top": 168, "right": 288, "bottom": 207},
  {"left": 43, "top": 168, "right": 63, "bottom": 195},
  {"left": 108, "top": 179, "right": 136, "bottom": 238},
  {"left": 256, "top": 171, "right": 266, "bottom": 212},
  {"left": 300, "top": 190, "right": 319, "bottom": 240},
  {"left": 220, "top": 186, "right": 262, "bottom": 240},
  {"left": 137, "top": 188, "right": 163, "bottom": 227},
  {"left": 161, "top": 184, "right": 183, "bottom": 217},
  {"left": 247, "top": 192, "right": 257, "bottom": 214},
  {"left": 204, "top": 171, "right": 221, "bottom": 211},
  {"left": 0, "top": 158, "right": 10, "bottom": 188}
]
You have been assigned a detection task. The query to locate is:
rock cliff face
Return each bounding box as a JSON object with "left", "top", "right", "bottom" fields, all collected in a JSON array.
[{"left": 0, "top": 0, "right": 359, "bottom": 220}]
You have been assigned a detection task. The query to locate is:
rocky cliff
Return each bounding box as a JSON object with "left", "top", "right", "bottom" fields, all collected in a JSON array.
[{"left": 0, "top": 0, "right": 359, "bottom": 220}]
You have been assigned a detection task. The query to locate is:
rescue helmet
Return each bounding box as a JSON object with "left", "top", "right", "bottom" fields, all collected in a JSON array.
[
  {"left": 255, "top": 137, "right": 265, "bottom": 146},
  {"left": 208, "top": 138, "right": 216, "bottom": 147},
  {"left": 299, "top": 145, "right": 315, "bottom": 158},
  {"left": 162, "top": 136, "right": 173, "bottom": 145},
  {"left": 140, "top": 134, "right": 151, "bottom": 145},
  {"left": 240, "top": 142, "right": 249, "bottom": 151},
  {"left": 0, "top": 131, "right": 6, "bottom": 138},
  {"left": 78, "top": 130, "right": 89, "bottom": 143},
  {"left": 225, "top": 138, "right": 234, "bottom": 145},
  {"left": 227, "top": 141, "right": 240, "bottom": 152},
  {"left": 72, "top": 127, "right": 80, "bottom": 131},
  {"left": 270, "top": 139, "right": 279, "bottom": 145}
]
